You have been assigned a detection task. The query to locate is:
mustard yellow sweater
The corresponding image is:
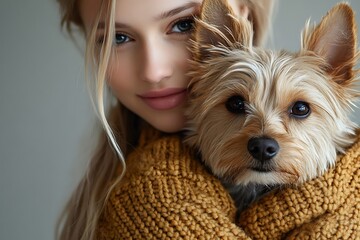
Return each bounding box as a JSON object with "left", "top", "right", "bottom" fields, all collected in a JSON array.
[{"left": 97, "top": 127, "right": 360, "bottom": 239}]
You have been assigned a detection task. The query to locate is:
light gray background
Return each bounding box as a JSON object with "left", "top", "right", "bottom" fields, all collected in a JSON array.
[{"left": 1, "top": 0, "right": 360, "bottom": 239}]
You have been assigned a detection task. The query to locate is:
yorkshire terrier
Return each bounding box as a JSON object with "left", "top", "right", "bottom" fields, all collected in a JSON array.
[{"left": 185, "top": 0, "right": 359, "bottom": 216}]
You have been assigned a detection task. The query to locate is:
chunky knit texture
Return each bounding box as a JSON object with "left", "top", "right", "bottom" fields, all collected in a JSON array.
[
  {"left": 239, "top": 132, "right": 360, "bottom": 239},
  {"left": 97, "top": 127, "right": 360, "bottom": 239},
  {"left": 97, "top": 127, "right": 249, "bottom": 239}
]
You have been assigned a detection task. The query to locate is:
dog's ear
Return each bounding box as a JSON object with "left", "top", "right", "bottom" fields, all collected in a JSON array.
[
  {"left": 193, "top": 0, "right": 253, "bottom": 60},
  {"left": 302, "top": 3, "right": 357, "bottom": 84}
]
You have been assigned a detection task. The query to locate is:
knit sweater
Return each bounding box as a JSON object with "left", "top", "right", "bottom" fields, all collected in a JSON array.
[
  {"left": 239, "top": 132, "right": 360, "bottom": 239},
  {"left": 96, "top": 127, "right": 360, "bottom": 239}
]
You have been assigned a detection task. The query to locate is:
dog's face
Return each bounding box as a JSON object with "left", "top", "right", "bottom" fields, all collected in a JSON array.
[{"left": 186, "top": 0, "right": 359, "bottom": 186}]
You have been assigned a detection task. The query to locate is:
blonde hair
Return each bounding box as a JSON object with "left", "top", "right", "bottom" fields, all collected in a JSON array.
[
  {"left": 55, "top": 0, "right": 275, "bottom": 239},
  {"left": 56, "top": 0, "right": 136, "bottom": 239}
]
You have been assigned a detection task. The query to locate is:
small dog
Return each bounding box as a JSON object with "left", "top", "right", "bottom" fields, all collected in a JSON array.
[{"left": 185, "top": 0, "right": 359, "bottom": 216}]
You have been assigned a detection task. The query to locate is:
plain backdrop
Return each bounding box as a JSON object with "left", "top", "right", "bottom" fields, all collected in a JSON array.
[{"left": 1, "top": 0, "right": 360, "bottom": 239}]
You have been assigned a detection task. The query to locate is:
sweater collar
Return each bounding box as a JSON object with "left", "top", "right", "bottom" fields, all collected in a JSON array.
[
  {"left": 137, "top": 123, "right": 163, "bottom": 148},
  {"left": 239, "top": 132, "right": 360, "bottom": 238},
  {"left": 137, "top": 122, "right": 186, "bottom": 148}
]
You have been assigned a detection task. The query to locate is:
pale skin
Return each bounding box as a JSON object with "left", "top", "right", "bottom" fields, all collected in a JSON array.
[{"left": 79, "top": 0, "right": 249, "bottom": 133}]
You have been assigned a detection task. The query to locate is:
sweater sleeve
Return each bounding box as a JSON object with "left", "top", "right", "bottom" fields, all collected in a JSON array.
[{"left": 96, "top": 134, "right": 250, "bottom": 239}]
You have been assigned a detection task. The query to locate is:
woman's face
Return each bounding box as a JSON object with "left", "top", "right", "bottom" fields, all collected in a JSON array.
[{"left": 80, "top": 0, "right": 202, "bottom": 132}]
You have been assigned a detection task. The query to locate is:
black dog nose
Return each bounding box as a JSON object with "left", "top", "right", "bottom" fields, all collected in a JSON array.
[{"left": 247, "top": 137, "right": 279, "bottom": 162}]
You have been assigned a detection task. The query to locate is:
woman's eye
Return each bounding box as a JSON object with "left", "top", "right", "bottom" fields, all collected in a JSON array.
[
  {"left": 170, "top": 18, "right": 195, "bottom": 33},
  {"left": 114, "top": 33, "right": 131, "bottom": 45},
  {"left": 96, "top": 33, "right": 132, "bottom": 46},
  {"left": 290, "top": 101, "right": 311, "bottom": 118}
]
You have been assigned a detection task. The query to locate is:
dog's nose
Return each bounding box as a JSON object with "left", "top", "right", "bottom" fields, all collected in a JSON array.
[{"left": 247, "top": 137, "right": 279, "bottom": 162}]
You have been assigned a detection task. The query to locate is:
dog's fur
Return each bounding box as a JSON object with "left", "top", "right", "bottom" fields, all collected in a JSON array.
[{"left": 185, "top": 0, "right": 359, "bottom": 215}]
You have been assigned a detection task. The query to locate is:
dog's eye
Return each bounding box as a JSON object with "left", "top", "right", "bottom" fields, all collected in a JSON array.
[
  {"left": 226, "top": 95, "right": 246, "bottom": 114},
  {"left": 290, "top": 101, "right": 310, "bottom": 118}
]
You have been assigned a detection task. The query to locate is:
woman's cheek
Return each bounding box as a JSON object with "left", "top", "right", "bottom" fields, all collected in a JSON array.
[
  {"left": 107, "top": 57, "right": 135, "bottom": 92},
  {"left": 173, "top": 41, "right": 192, "bottom": 77}
]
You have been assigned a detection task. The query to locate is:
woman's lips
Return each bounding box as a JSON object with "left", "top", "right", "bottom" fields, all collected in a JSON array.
[{"left": 139, "top": 88, "right": 187, "bottom": 110}]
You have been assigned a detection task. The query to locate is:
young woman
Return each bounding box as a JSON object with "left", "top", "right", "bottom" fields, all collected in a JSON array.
[{"left": 56, "top": 0, "right": 275, "bottom": 239}]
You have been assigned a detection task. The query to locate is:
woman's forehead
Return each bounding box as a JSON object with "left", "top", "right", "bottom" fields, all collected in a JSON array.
[{"left": 79, "top": 0, "right": 202, "bottom": 31}]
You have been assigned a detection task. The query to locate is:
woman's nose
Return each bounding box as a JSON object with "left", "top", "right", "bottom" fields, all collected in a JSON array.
[{"left": 141, "top": 40, "right": 173, "bottom": 83}]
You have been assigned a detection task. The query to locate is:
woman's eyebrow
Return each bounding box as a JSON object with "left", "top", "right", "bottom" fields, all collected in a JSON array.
[
  {"left": 97, "top": 2, "right": 200, "bottom": 30},
  {"left": 97, "top": 21, "right": 129, "bottom": 30},
  {"left": 155, "top": 2, "right": 200, "bottom": 20}
]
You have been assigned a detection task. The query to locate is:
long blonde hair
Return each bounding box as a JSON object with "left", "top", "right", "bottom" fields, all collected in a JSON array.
[
  {"left": 56, "top": 0, "right": 137, "bottom": 239},
  {"left": 55, "top": 0, "right": 275, "bottom": 239}
]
